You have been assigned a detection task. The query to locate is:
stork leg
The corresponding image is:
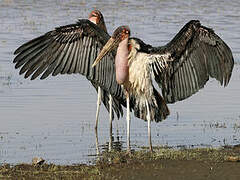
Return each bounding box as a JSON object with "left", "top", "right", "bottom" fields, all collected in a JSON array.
[
  {"left": 126, "top": 91, "right": 131, "bottom": 153},
  {"left": 95, "top": 86, "right": 101, "bottom": 156},
  {"left": 95, "top": 126, "right": 100, "bottom": 156},
  {"left": 146, "top": 100, "right": 153, "bottom": 152},
  {"left": 108, "top": 94, "right": 113, "bottom": 152},
  {"left": 95, "top": 86, "right": 101, "bottom": 131}
]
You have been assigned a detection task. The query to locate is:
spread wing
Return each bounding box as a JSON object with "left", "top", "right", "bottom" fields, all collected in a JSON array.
[
  {"left": 13, "top": 19, "right": 126, "bottom": 118},
  {"left": 13, "top": 19, "right": 125, "bottom": 101},
  {"left": 149, "top": 20, "right": 234, "bottom": 103}
]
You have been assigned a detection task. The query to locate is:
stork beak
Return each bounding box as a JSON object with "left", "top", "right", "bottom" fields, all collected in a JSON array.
[{"left": 92, "top": 37, "right": 118, "bottom": 67}]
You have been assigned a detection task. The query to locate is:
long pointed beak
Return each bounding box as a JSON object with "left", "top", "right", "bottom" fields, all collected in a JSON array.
[{"left": 92, "top": 37, "right": 117, "bottom": 67}]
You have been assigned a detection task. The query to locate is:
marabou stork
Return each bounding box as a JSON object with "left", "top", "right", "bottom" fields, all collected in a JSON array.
[
  {"left": 92, "top": 20, "right": 234, "bottom": 152},
  {"left": 13, "top": 10, "right": 126, "bottom": 151}
]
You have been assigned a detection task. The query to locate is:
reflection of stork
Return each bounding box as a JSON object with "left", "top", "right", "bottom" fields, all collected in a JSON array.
[
  {"left": 92, "top": 20, "right": 234, "bottom": 152},
  {"left": 13, "top": 10, "right": 126, "bottom": 142}
]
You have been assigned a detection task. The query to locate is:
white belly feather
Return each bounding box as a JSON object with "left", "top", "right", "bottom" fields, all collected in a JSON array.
[{"left": 128, "top": 52, "right": 153, "bottom": 97}]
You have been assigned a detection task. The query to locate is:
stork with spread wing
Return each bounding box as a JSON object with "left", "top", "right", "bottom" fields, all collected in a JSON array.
[
  {"left": 92, "top": 20, "right": 234, "bottom": 152},
  {"left": 13, "top": 10, "right": 127, "bottom": 149}
]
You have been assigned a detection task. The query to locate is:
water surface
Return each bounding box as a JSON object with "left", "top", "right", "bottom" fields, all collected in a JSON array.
[{"left": 0, "top": 0, "right": 239, "bottom": 165}]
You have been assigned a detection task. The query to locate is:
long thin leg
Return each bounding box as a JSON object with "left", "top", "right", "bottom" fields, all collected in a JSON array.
[
  {"left": 126, "top": 91, "right": 131, "bottom": 152},
  {"left": 146, "top": 100, "right": 153, "bottom": 152},
  {"left": 95, "top": 126, "right": 100, "bottom": 156},
  {"left": 108, "top": 94, "right": 113, "bottom": 152},
  {"left": 95, "top": 86, "right": 101, "bottom": 130}
]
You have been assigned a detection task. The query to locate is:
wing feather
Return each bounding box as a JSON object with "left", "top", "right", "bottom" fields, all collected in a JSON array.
[
  {"left": 16, "top": 38, "right": 52, "bottom": 70},
  {"left": 68, "top": 40, "right": 79, "bottom": 74},
  {"left": 149, "top": 20, "right": 234, "bottom": 103},
  {"left": 14, "top": 19, "right": 128, "bottom": 120},
  {"left": 14, "top": 19, "right": 126, "bottom": 109}
]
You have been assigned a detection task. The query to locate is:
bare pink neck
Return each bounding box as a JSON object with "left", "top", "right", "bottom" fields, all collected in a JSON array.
[{"left": 115, "top": 38, "right": 129, "bottom": 85}]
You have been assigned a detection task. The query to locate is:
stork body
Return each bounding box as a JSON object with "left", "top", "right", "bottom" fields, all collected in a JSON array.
[{"left": 93, "top": 21, "right": 234, "bottom": 151}]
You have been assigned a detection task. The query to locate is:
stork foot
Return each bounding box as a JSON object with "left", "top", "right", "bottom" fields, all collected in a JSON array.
[
  {"left": 126, "top": 148, "right": 134, "bottom": 155},
  {"left": 149, "top": 146, "right": 154, "bottom": 153}
]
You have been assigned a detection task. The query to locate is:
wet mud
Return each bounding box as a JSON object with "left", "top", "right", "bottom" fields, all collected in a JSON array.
[{"left": 1, "top": 146, "right": 240, "bottom": 179}]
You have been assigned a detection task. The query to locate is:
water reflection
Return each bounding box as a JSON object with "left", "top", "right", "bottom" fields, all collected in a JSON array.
[
  {"left": 95, "top": 121, "right": 123, "bottom": 154},
  {"left": 99, "top": 134, "right": 124, "bottom": 153}
]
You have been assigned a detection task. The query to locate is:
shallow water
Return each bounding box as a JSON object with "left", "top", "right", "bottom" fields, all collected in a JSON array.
[{"left": 0, "top": 0, "right": 239, "bottom": 165}]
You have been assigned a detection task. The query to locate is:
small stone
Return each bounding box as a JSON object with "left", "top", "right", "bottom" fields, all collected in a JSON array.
[
  {"left": 32, "top": 157, "right": 45, "bottom": 165},
  {"left": 226, "top": 156, "right": 240, "bottom": 162}
]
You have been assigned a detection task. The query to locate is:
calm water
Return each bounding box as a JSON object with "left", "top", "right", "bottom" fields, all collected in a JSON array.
[{"left": 0, "top": 0, "right": 239, "bottom": 165}]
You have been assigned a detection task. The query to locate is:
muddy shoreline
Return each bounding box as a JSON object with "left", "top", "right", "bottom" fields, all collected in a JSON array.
[{"left": 1, "top": 146, "right": 240, "bottom": 179}]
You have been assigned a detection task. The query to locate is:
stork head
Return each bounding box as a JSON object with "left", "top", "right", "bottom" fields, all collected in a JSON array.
[
  {"left": 88, "top": 10, "right": 107, "bottom": 32},
  {"left": 92, "top": 26, "right": 130, "bottom": 67}
]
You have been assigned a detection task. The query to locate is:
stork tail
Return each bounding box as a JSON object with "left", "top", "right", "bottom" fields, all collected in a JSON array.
[{"left": 132, "top": 88, "right": 170, "bottom": 122}]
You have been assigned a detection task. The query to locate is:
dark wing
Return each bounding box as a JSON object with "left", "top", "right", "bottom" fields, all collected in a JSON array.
[
  {"left": 13, "top": 19, "right": 124, "bottom": 100},
  {"left": 149, "top": 20, "right": 234, "bottom": 103}
]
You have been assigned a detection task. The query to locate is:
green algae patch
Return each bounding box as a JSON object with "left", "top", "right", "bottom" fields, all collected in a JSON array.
[{"left": 1, "top": 146, "right": 240, "bottom": 179}]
